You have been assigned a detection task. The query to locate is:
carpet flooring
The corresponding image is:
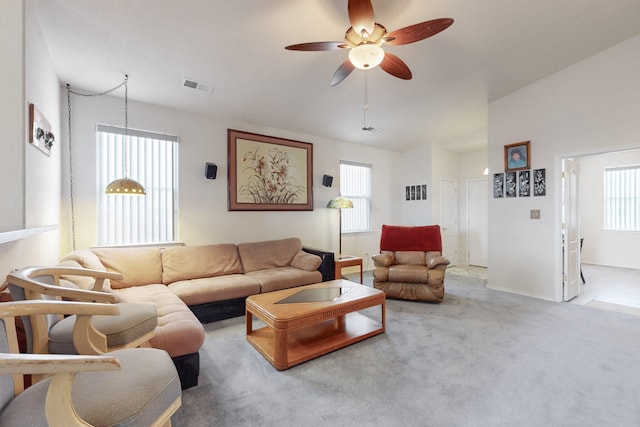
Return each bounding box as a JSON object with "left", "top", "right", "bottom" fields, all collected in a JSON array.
[{"left": 172, "top": 271, "right": 640, "bottom": 427}]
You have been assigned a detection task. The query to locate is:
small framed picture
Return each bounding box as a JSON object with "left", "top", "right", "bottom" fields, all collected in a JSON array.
[
  {"left": 519, "top": 170, "right": 531, "bottom": 197},
  {"left": 504, "top": 141, "right": 530, "bottom": 172},
  {"left": 421, "top": 185, "right": 427, "bottom": 200},
  {"left": 493, "top": 173, "right": 504, "bottom": 198},
  {"left": 533, "top": 168, "right": 546, "bottom": 196},
  {"left": 505, "top": 171, "right": 517, "bottom": 197}
]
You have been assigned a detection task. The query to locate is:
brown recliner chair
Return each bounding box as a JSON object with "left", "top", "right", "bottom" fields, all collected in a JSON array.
[{"left": 372, "top": 224, "right": 450, "bottom": 302}]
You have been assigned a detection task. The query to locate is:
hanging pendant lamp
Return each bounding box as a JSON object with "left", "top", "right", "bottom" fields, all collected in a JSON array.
[{"left": 105, "top": 75, "right": 146, "bottom": 195}]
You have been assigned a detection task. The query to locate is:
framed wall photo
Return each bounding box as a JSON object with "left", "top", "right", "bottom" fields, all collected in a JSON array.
[
  {"left": 29, "top": 103, "right": 55, "bottom": 156},
  {"left": 504, "top": 141, "right": 530, "bottom": 172},
  {"left": 493, "top": 173, "right": 504, "bottom": 198},
  {"left": 533, "top": 168, "right": 546, "bottom": 196},
  {"left": 227, "top": 129, "right": 313, "bottom": 211},
  {"left": 505, "top": 171, "right": 517, "bottom": 197},
  {"left": 519, "top": 170, "right": 531, "bottom": 197}
]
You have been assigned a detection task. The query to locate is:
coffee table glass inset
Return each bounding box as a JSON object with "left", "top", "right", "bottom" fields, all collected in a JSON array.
[{"left": 246, "top": 280, "right": 386, "bottom": 370}]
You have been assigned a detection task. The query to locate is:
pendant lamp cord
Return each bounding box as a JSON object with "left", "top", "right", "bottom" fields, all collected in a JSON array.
[
  {"left": 363, "top": 72, "right": 369, "bottom": 130},
  {"left": 66, "top": 75, "right": 128, "bottom": 250}
]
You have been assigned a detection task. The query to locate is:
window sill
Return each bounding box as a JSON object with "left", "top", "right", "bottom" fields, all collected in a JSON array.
[{"left": 0, "top": 225, "right": 58, "bottom": 244}]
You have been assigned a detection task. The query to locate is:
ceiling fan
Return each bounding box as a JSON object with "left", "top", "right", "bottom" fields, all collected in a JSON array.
[{"left": 285, "top": 0, "right": 453, "bottom": 86}]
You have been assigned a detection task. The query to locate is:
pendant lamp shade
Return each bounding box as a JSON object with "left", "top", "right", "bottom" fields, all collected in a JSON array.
[{"left": 105, "top": 177, "right": 146, "bottom": 195}]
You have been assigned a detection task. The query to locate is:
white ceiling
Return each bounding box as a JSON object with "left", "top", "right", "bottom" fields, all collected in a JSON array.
[{"left": 32, "top": 0, "right": 640, "bottom": 153}]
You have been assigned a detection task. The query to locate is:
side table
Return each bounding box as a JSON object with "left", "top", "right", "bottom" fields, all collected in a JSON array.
[{"left": 334, "top": 255, "right": 363, "bottom": 284}]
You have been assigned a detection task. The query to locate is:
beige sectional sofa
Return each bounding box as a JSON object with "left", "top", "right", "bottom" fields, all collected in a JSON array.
[{"left": 59, "top": 237, "right": 335, "bottom": 388}]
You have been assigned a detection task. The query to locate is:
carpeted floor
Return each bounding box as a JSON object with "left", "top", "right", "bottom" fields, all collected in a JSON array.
[{"left": 173, "top": 271, "right": 640, "bottom": 427}]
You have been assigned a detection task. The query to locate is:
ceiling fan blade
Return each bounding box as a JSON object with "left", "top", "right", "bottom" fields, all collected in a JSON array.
[
  {"left": 386, "top": 18, "right": 454, "bottom": 45},
  {"left": 379, "top": 53, "right": 412, "bottom": 80},
  {"left": 330, "top": 60, "right": 356, "bottom": 87},
  {"left": 348, "top": 0, "right": 375, "bottom": 38},
  {"left": 285, "top": 41, "right": 345, "bottom": 51}
]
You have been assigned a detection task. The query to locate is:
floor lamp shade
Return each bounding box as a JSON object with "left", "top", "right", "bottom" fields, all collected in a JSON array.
[{"left": 327, "top": 197, "right": 354, "bottom": 255}]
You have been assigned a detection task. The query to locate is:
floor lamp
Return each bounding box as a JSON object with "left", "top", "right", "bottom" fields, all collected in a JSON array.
[{"left": 327, "top": 196, "right": 353, "bottom": 256}]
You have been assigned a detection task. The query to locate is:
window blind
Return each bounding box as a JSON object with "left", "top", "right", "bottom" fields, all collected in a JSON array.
[{"left": 96, "top": 125, "right": 179, "bottom": 245}]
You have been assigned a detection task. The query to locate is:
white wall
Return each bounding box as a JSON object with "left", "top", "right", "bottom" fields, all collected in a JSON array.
[
  {"left": 578, "top": 150, "right": 640, "bottom": 269},
  {"left": 0, "top": 0, "right": 61, "bottom": 282},
  {"left": 488, "top": 34, "right": 640, "bottom": 301},
  {"left": 0, "top": 0, "right": 25, "bottom": 228},
  {"left": 60, "top": 94, "right": 399, "bottom": 265},
  {"left": 399, "top": 144, "right": 433, "bottom": 225}
]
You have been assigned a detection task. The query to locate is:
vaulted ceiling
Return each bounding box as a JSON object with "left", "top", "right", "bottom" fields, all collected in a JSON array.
[{"left": 33, "top": 0, "right": 640, "bottom": 152}]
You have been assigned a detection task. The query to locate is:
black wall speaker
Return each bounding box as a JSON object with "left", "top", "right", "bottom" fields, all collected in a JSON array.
[
  {"left": 205, "top": 163, "right": 217, "bottom": 180},
  {"left": 322, "top": 174, "right": 333, "bottom": 187}
]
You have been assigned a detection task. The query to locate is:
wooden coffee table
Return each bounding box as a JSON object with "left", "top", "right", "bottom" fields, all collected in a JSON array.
[{"left": 245, "top": 279, "right": 385, "bottom": 370}]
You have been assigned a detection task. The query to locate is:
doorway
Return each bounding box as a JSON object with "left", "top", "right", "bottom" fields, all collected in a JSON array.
[{"left": 561, "top": 148, "right": 640, "bottom": 305}]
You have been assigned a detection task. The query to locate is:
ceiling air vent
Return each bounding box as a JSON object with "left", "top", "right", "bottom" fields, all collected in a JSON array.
[{"left": 181, "top": 78, "right": 215, "bottom": 94}]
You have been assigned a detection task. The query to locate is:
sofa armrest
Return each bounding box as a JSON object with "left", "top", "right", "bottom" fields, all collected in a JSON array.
[
  {"left": 302, "top": 247, "right": 335, "bottom": 281},
  {"left": 372, "top": 253, "right": 394, "bottom": 267},
  {"left": 427, "top": 255, "right": 450, "bottom": 269}
]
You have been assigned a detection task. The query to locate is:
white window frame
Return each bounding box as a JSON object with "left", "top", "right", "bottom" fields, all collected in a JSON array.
[
  {"left": 339, "top": 161, "right": 372, "bottom": 233},
  {"left": 604, "top": 165, "right": 640, "bottom": 231},
  {"left": 96, "top": 124, "right": 179, "bottom": 246}
]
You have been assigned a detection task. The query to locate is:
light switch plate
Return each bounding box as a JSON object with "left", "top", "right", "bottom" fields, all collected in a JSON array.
[{"left": 530, "top": 209, "right": 541, "bottom": 219}]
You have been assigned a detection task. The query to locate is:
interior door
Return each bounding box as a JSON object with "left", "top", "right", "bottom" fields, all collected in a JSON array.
[
  {"left": 562, "top": 158, "right": 581, "bottom": 301},
  {"left": 440, "top": 179, "right": 458, "bottom": 265},
  {"left": 468, "top": 179, "right": 488, "bottom": 267}
]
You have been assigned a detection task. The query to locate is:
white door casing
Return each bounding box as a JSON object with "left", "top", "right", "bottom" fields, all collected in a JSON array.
[
  {"left": 562, "top": 158, "right": 580, "bottom": 301},
  {"left": 440, "top": 179, "right": 458, "bottom": 265}
]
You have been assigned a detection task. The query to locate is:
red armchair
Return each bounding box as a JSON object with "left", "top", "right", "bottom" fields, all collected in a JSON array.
[{"left": 372, "top": 225, "right": 450, "bottom": 302}]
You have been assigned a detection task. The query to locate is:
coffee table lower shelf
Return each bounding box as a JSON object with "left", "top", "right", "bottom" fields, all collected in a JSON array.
[{"left": 247, "top": 312, "right": 383, "bottom": 370}]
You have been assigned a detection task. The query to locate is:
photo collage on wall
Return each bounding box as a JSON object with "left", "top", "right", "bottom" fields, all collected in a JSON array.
[
  {"left": 405, "top": 184, "right": 427, "bottom": 201},
  {"left": 494, "top": 141, "right": 546, "bottom": 198},
  {"left": 494, "top": 169, "right": 545, "bottom": 198}
]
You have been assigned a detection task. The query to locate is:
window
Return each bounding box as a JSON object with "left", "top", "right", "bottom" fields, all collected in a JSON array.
[
  {"left": 604, "top": 165, "right": 640, "bottom": 231},
  {"left": 96, "top": 125, "right": 179, "bottom": 246},
  {"left": 340, "top": 161, "right": 372, "bottom": 233}
]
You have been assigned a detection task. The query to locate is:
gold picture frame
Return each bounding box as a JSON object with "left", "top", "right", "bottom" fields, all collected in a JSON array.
[
  {"left": 504, "top": 141, "right": 530, "bottom": 172},
  {"left": 227, "top": 129, "right": 313, "bottom": 211}
]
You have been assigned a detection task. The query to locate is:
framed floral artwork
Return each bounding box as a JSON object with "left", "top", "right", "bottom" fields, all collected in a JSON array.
[
  {"left": 227, "top": 129, "right": 313, "bottom": 211},
  {"left": 504, "top": 141, "right": 530, "bottom": 172}
]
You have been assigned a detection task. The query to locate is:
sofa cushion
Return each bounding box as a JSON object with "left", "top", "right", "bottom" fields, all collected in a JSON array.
[
  {"left": 48, "top": 302, "right": 158, "bottom": 354},
  {"left": 162, "top": 244, "right": 242, "bottom": 284},
  {"left": 380, "top": 224, "right": 442, "bottom": 252},
  {"left": 91, "top": 247, "right": 163, "bottom": 289},
  {"left": 115, "top": 284, "right": 205, "bottom": 358},
  {"left": 388, "top": 264, "right": 430, "bottom": 284},
  {"left": 168, "top": 274, "right": 260, "bottom": 305},
  {"left": 237, "top": 238, "right": 302, "bottom": 273},
  {"left": 245, "top": 267, "right": 322, "bottom": 293},
  {"left": 290, "top": 250, "right": 322, "bottom": 271},
  {"left": 394, "top": 251, "right": 426, "bottom": 266},
  {"left": 59, "top": 250, "right": 108, "bottom": 290}
]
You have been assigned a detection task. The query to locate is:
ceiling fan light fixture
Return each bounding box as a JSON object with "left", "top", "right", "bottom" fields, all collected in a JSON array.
[{"left": 348, "top": 43, "right": 385, "bottom": 70}]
